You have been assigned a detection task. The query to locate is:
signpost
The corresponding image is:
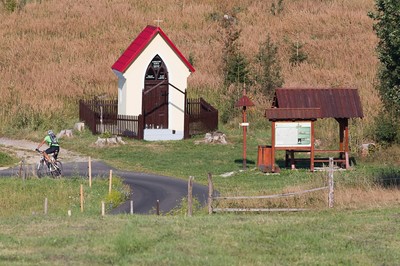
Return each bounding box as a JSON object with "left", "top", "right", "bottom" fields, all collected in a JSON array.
[{"left": 235, "top": 89, "right": 255, "bottom": 170}]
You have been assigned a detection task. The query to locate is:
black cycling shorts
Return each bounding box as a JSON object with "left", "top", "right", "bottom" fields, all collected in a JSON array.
[{"left": 45, "top": 146, "right": 60, "bottom": 160}]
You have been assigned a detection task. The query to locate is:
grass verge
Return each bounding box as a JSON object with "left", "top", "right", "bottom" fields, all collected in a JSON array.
[{"left": 0, "top": 208, "right": 399, "bottom": 265}]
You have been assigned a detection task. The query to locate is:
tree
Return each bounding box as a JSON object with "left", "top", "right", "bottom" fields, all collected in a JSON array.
[
  {"left": 217, "top": 13, "right": 250, "bottom": 123},
  {"left": 255, "top": 34, "right": 284, "bottom": 98},
  {"left": 219, "top": 14, "right": 249, "bottom": 86},
  {"left": 369, "top": 0, "right": 400, "bottom": 117}
]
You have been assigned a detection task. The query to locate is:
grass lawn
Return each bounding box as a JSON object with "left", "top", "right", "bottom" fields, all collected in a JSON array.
[
  {"left": 0, "top": 128, "right": 399, "bottom": 265},
  {"left": 0, "top": 208, "right": 399, "bottom": 265}
]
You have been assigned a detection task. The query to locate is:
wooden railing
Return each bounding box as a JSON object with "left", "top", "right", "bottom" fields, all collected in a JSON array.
[
  {"left": 205, "top": 159, "right": 336, "bottom": 214},
  {"left": 79, "top": 97, "right": 218, "bottom": 139},
  {"left": 186, "top": 97, "right": 218, "bottom": 136},
  {"left": 79, "top": 100, "right": 143, "bottom": 139}
]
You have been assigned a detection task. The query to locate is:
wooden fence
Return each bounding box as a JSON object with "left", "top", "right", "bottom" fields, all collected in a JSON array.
[
  {"left": 79, "top": 98, "right": 218, "bottom": 139},
  {"left": 186, "top": 97, "right": 218, "bottom": 136},
  {"left": 200, "top": 158, "right": 335, "bottom": 214},
  {"left": 79, "top": 100, "right": 143, "bottom": 139}
]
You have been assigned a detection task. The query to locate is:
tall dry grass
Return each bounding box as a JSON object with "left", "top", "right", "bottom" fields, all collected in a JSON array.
[{"left": 0, "top": 0, "right": 379, "bottom": 139}]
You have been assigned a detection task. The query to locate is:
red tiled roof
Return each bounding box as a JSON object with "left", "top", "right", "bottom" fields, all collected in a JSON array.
[
  {"left": 266, "top": 88, "right": 363, "bottom": 120},
  {"left": 112, "top": 25, "right": 195, "bottom": 73}
]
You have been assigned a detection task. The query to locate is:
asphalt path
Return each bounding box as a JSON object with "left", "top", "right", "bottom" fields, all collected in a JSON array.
[{"left": 0, "top": 160, "right": 209, "bottom": 215}]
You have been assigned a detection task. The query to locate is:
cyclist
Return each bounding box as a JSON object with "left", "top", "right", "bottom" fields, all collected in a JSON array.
[{"left": 36, "top": 130, "right": 60, "bottom": 163}]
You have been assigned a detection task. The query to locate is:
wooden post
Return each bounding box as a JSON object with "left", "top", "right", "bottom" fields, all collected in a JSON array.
[
  {"left": 328, "top": 157, "right": 334, "bottom": 208},
  {"left": 290, "top": 150, "right": 295, "bottom": 170},
  {"left": 271, "top": 121, "right": 276, "bottom": 172},
  {"left": 88, "top": 156, "right": 92, "bottom": 187},
  {"left": 109, "top": 170, "right": 112, "bottom": 194},
  {"left": 188, "top": 176, "right": 194, "bottom": 217},
  {"left": 338, "top": 118, "right": 344, "bottom": 154},
  {"left": 100, "top": 106, "right": 104, "bottom": 134},
  {"left": 344, "top": 119, "right": 350, "bottom": 169},
  {"left": 156, "top": 200, "right": 160, "bottom": 216},
  {"left": 130, "top": 200, "right": 134, "bottom": 215},
  {"left": 310, "top": 120, "right": 315, "bottom": 172},
  {"left": 208, "top": 173, "right": 213, "bottom": 214},
  {"left": 101, "top": 201, "right": 105, "bottom": 216},
  {"left": 80, "top": 184, "right": 84, "bottom": 212},
  {"left": 19, "top": 160, "right": 23, "bottom": 179},
  {"left": 242, "top": 106, "right": 247, "bottom": 170},
  {"left": 44, "top": 197, "right": 48, "bottom": 215}
]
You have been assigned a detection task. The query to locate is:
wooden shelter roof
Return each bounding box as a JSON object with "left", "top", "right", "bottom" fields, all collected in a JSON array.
[{"left": 266, "top": 88, "right": 363, "bottom": 120}]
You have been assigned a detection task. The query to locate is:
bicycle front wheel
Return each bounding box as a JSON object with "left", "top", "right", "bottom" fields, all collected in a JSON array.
[{"left": 37, "top": 161, "right": 47, "bottom": 178}]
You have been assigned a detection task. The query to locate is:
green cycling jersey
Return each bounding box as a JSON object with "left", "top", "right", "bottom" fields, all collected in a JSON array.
[{"left": 44, "top": 135, "right": 59, "bottom": 147}]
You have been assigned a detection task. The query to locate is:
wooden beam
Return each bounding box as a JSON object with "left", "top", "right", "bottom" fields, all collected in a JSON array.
[
  {"left": 271, "top": 121, "right": 276, "bottom": 172},
  {"left": 213, "top": 208, "right": 308, "bottom": 212},
  {"left": 310, "top": 120, "right": 315, "bottom": 172}
]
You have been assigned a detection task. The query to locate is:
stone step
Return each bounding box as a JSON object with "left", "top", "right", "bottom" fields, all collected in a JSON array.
[{"left": 144, "top": 129, "right": 184, "bottom": 141}]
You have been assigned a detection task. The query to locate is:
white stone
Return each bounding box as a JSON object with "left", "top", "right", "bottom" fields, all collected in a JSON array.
[{"left": 74, "top": 122, "right": 85, "bottom": 132}]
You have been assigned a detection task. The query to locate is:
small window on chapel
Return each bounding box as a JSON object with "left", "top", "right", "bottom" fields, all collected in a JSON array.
[
  {"left": 145, "top": 68, "right": 156, "bottom": 80},
  {"left": 145, "top": 55, "right": 167, "bottom": 81},
  {"left": 158, "top": 68, "right": 165, "bottom": 80}
]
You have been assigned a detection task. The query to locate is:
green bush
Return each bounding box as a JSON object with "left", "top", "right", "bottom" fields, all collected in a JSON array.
[
  {"left": 0, "top": 150, "right": 16, "bottom": 167},
  {"left": 374, "top": 111, "right": 399, "bottom": 145},
  {"left": 104, "top": 178, "right": 131, "bottom": 209}
]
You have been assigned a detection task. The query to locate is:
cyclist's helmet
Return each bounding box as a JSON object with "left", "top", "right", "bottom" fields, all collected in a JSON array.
[{"left": 48, "top": 130, "right": 54, "bottom": 136}]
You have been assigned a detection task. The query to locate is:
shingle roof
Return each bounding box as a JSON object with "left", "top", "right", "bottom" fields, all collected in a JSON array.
[
  {"left": 112, "top": 25, "right": 195, "bottom": 73},
  {"left": 265, "top": 88, "right": 363, "bottom": 120},
  {"left": 265, "top": 108, "right": 321, "bottom": 120},
  {"left": 235, "top": 95, "right": 255, "bottom": 107}
]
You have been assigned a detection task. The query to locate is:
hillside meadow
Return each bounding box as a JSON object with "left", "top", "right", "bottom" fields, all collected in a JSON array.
[
  {"left": 0, "top": 0, "right": 381, "bottom": 145},
  {"left": 1, "top": 1, "right": 400, "bottom": 264}
]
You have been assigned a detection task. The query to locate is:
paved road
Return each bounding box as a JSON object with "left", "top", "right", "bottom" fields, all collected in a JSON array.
[{"left": 0, "top": 161, "right": 209, "bottom": 215}]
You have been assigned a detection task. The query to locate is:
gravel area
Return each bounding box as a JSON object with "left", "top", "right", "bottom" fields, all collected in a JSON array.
[{"left": 0, "top": 137, "right": 88, "bottom": 168}]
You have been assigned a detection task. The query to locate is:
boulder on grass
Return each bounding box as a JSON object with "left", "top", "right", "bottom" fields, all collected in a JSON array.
[
  {"left": 57, "top": 129, "right": 73, "bottom": 139},
  {"left": 74, "top": 122, "right": 85, "bottom": 132}
]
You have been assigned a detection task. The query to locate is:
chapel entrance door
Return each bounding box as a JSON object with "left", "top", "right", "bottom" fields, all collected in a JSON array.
[{"left": 143, "top": 55, "right": 168, "bottom": 129}]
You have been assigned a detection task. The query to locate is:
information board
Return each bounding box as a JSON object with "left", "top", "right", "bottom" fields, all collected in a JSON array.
[{"left": 275, "top": 122, "right": 311, "bottom": 147}]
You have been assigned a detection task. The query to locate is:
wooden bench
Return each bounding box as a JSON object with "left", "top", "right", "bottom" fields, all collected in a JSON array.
[{"left": 285, "top": 149, "right": 349, "bottom": 170}]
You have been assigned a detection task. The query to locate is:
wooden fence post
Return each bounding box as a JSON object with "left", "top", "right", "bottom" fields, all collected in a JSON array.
[
  {"left": 130, "top": 200, "right": 134, "bottom": 215},
  {"left": 44, "top": 197, "right": 48, "bottom": 215},
  {"left": 80, "top": 184, "right": 84, "bottom": 212},
  {"left": 101, "top": 201, "right": 105, "bottom": 216},
  {"left": 328, "top": 157, "right": 334, "bottom": 208},
  {"left": 188, "top": 176, "right": 194, "bottom": 217},
  {"left": 156, "top": 200, "right": 160, "bottom": 216},
  {"left": 208, "top": 173, "right": 213, "bottom": 214},
  {"left": 100, "top": 106, "right": 104, "bottom": 134},
  {"left": 88, "top": 157, "right": 92, "bottom": 187},
  {"left": 109, "top": 170, "right": 113, "bottom": 194},
  {"left": 19, "top": 160, "right": 24, "bottom": 180}
]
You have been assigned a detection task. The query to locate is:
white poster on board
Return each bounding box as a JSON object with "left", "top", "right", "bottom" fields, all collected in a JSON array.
[{"left": 275, "top": 122, "right": 311, "bottom": 147}]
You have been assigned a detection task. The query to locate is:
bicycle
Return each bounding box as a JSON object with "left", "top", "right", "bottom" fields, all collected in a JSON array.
[{"left": 36, "top": 150, "right": 63, "bottom": 178}]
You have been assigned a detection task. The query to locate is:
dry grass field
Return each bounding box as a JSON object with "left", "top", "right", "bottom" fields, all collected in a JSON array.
[{"left": 0, "top": 0, "right": 380, "bottom": 140}]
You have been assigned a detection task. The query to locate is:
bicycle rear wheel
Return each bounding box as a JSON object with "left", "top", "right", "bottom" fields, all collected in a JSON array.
[{"left": 51, "top": 161, "right": 63, "bottom": 178}]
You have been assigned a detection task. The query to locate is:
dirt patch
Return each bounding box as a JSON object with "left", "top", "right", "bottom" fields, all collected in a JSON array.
[{"left": 0, "top": 137, "right": 88, "bottom": 167}]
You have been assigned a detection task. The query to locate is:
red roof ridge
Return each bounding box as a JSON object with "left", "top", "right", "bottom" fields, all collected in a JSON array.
[{"left": 112, "top": 25, "right": 195, "bottom": 73}]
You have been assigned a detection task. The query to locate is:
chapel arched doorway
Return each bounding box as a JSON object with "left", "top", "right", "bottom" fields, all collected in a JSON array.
[{"left": 143, "top": 55, "right": 169, "bottom": 129}]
